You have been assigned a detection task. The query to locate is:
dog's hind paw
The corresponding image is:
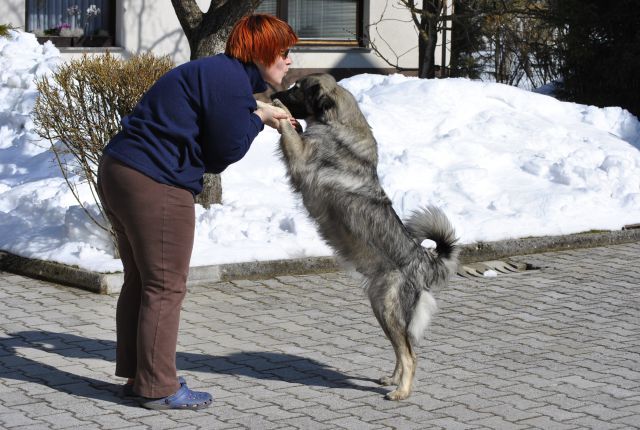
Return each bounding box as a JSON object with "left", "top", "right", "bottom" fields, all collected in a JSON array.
[
  {"left": 385, "top": 389, "right": 410, "bottom": 401},
  {"left": 379, "top": 376, "right": 398, "bottom": 386}
]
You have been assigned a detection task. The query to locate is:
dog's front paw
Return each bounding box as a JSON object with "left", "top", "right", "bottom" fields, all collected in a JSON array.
[
  {"left": 272, "top": 98, "right": 291, "bottom": 115},
  {"left": 385, "top": 389, "right": 410, "bottom": 401},
  {"left": 272, "top": 99, "right": 302, "bottom": 133}
]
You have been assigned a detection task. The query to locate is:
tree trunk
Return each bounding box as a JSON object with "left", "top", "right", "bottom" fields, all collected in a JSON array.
[
  {"left": 423, "top": 15, "right": 439, "bottom": 78},
  {"left": 415, "top": 0, "right": 442, "bottom": 79},
  {"left": 171, "top": 0, "right": 262, "bottom": 208}
]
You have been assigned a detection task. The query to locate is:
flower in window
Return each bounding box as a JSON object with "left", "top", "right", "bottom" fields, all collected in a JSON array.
[
  {"left": 86, "top": 5, "right": 102, "bottom": 18},
  {"left": 67, "top": 5, "right": 81, "bottom": 17},
  {"left": 84, "top": 5, "right": 102, "bottom": 35}
]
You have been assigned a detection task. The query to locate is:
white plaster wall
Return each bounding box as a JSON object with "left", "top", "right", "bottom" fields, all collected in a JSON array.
[
  {"left": 117, "top": 0, "right": 202, "bottom": 64},
  {"left": 116, "top": 0, "right": 429, "bottom": 69},
  {"left": 1, "top": 0, "right": 27, "bottom": 28},
  {"left": 365, "top": 0, "right": 452, "bottom": 69},
  {"left": 364, "top": 0, "right": 421, "bottom": 69},
  {"left": 1, "top": 0, "right": 449, "bottom": 70}
]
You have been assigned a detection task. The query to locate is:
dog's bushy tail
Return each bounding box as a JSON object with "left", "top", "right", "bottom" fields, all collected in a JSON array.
[
  {"left": 405, "top": 206, "right": 459, "bottom": 346},
  {"left": 405, "top": 205, "right": 460, "bottom": 277}
]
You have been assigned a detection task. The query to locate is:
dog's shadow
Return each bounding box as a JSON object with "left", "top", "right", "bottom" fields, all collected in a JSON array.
[{"left": 1, "top": 330, "right": 386, "bottom": 405}]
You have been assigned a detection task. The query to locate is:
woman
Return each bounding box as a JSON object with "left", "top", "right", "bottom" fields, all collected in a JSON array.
[{"left": 97, "top": 14, "right": 298, "bottom": 410}]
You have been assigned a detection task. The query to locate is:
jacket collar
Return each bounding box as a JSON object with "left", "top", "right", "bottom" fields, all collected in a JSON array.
[{"left": 241, "top": 61, "right": 268, "bottom": 94}]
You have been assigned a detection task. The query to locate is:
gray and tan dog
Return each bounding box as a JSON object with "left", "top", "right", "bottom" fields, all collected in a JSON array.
[{"left": 271, "top": 74, "right": 459, "bottom": 400}]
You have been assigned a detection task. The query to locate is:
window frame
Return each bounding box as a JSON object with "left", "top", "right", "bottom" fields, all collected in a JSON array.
[
  {"left": 260, "top": 0, "right": 364, "bottom": 47},
  {"left": 25, "top": 0, "right": 117, "bottom": 48}
]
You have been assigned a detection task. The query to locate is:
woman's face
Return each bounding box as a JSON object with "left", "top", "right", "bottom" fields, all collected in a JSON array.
[{"left": 256, "top": 49, "right": 292, "bottom": 87}]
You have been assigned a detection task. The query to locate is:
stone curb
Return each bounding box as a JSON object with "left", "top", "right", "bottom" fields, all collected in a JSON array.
[{"left": 1, "top": 228, "right": 639, "bottom": 294}]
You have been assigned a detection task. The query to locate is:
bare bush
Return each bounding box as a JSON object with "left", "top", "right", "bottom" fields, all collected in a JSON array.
[
  {"left": 0, "top": 24, "right": 18, "bottom": 38},
  {"left": 32, "top": 52, "right": 174, "bottom": 246}
]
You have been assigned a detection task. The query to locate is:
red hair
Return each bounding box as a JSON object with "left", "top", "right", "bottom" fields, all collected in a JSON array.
[{"left": 226, "top": 14, "right": 298, "bottom": 66}]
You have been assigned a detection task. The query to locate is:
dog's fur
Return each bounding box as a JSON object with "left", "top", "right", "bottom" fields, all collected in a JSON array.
[{"left": 271, "top": 74, "right": 459, "bottom": 400}]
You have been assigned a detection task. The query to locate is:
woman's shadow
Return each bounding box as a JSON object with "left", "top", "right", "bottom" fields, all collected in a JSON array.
[{"left": 0, "top": 330, "right": 386, "bottom": 405}]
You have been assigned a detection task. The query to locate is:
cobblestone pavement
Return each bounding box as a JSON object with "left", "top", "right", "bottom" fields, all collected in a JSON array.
[{"left": 0, "top": 242, "right": 639, "bottom": 429}]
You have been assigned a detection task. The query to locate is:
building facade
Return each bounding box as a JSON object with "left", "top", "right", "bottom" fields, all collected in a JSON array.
[{"left": 2, "top": 0, "right": 452, "bottom": 85}]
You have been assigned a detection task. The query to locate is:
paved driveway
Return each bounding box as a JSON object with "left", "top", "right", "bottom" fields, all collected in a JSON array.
[{"left": 1, "top": 242, "right": 639, "bottom": 429}]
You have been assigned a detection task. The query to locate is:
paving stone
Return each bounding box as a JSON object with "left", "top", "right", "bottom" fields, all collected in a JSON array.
[
  {"left": 574, "top": 402, "right": 635, "bottom": 421},
  {"left": 469, "top": 415, "right": 531, "bottom": 430},
  {"left": 277, "top": 416, "right": 334, "bottom": 429},
  {"left": 13, "top": 402, "right": 60, "bottom": 418},
  {"left": 0, "top": 412, "right": 40, "bottom": 428},
  {"left": 416, "top": 417, "right": 476, "bottom": 430},
  {"left": 478, "top": 404, "right": 540, "bottom": 422},
  {"left": 518, "top": 415, "right": 581, "bottom": 430},
  {"left": 566, "top": 415, "right": 628, "bottom": 430},
  {"left": 136, "top": 414, "right": 185, "bottom": 429},
  {"left": 528, "top": 404, "right": 586, "bottom": 422},
  {"left": 86, "top": 413, "right": 143, "bottom": 429},
  {"left": 0, "top": 242, "right": 639, "bottom": 428},
  {"left": 38, "top": 412, "right": 86, "bottom": 429},
  {"left": 612, "top": 413, "right": 640, "bottom": 428}
]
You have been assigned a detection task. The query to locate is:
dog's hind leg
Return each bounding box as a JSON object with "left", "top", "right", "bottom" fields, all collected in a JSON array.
[
  {"left": 384, "top": 325, "right": 416, "bottom": 400},
  {"left": 380, "top": 356, "right": 401, "bottom": 386},
  {"left": 369, "top": 275, "right": 416, "bottom": 400},
  {"left": 370, "top": 305, "right": 401, "bottom": 386},
  {"left": 368, "top": 275, "right": 402, "bottom": 387}
]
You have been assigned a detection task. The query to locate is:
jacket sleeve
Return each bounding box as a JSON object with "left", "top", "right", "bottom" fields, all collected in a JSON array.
[{"left": 200, "top": 86, "right": 265, "bottom": 173}]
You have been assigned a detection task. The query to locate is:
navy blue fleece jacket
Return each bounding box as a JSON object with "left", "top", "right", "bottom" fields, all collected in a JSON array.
[{"left": 104, "top": 54, "right": 267, "bottom": 195}]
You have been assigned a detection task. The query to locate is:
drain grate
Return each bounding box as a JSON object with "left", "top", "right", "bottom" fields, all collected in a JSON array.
[{"left": 457, "top": 259, "right": 539, "bottom": 279}]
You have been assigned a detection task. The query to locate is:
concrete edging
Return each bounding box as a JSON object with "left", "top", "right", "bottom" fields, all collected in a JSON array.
[{"left": 1, "top": 228, "right": 639, "bottom": 294}]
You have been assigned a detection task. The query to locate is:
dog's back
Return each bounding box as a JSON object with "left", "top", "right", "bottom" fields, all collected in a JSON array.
[{"left": 291, "top": 82, "right": 452, "bottom": 278}]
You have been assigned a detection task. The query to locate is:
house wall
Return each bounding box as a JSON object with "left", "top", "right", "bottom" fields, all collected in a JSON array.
[
  {"left": 2, "top": 0, "right": 25, "bottom": 27},
  {"left": 116, "top": 0, "right": 201, "bottom": 64},
  {"left": 2, "top": 1, "right": 451, "bottom": 81}
]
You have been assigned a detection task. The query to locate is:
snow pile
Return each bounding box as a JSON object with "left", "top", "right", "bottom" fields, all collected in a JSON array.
[{"left": 1, "top": 31, "right": 639, "bottom": 272}]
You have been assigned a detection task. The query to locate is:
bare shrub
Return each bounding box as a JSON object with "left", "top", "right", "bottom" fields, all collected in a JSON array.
[
  {"left": 32, "top": 52, "right": 174, "bottom": 247},
  {"left": 0, "top": 24, "right": 18, "bottom": 38}
]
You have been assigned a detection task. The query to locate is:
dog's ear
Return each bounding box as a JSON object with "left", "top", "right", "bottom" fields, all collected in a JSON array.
[{"left": 305, "top": 83, "right": 335, "bottom": 114}]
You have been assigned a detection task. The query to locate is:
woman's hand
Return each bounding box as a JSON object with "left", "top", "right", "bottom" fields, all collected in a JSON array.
[{"left": 255, "top": 101, "right": 290, "bottom": 132}]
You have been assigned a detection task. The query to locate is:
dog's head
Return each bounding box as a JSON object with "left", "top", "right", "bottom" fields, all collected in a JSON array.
[{"left": 270, "top": 73, "right": 339, "bottom": 120}]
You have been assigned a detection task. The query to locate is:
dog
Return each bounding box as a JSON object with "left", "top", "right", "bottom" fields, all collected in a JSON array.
[{"left": 271, "top": 74, "right": 459, "bottom": 400}]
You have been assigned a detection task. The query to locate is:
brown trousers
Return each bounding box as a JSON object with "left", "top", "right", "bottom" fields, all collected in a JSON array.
[{"left": 97, "top": 154, "right": 195, "bottom": 398}]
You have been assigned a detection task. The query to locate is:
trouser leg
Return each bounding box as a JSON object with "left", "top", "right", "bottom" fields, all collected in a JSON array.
[
  {"left": 97, "top": 154, "right": 195, "bottom": 398},
  {"left": 97, "top": 157, "right": 141, "bottom": 379},
  {"left": 114, "top": 229, "right": 142, "bottom": 379}
]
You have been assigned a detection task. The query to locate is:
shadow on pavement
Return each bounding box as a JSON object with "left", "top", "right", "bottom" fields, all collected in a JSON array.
[{"left": 0, "top": 330, "right": 386, "bottom": 404}]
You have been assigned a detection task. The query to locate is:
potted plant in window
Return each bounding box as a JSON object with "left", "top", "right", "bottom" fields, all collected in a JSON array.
[
  {"left": 34, "top": 4, "right": 112, "bottom": 47},
  {"left": 35, "top": 23, "right": 78, "bottom": 47},
  {"left": 76, "top": 4, "right": 112, "bottom": 47}
]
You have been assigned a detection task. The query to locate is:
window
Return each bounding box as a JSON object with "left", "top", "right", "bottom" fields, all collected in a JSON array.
[
  {"left": 256, "top": 0, "right": 363, "bottom": 46},
  {"left": 26, "top": 0, "right": 115, "bottom": 47}
]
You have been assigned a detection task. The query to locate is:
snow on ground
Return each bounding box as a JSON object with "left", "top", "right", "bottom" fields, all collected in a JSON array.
[{"left": 1, "top": 31, "right": 639, "bottom": 272}]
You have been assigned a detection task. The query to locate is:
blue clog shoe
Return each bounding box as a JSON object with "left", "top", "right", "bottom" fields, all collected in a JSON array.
[{"left": 138, "top": 379, "right": 212, "bottom": 410}]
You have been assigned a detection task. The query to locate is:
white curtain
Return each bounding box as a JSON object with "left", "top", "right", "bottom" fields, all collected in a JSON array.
[
  {"left": 26, "top": 0, "right": 110, "bottom": 35},
  {"left": 256, "top": 0, "right": 358, "bottom": 41},
  {"left": 288, "top": 0, "right": 357, "bottom": 40}
]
